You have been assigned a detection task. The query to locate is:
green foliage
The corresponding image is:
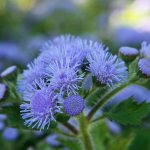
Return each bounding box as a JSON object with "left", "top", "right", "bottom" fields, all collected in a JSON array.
[
  {"left": 88, "top": 120, "right": 112, "bottom": 150},
  {"left": 35, "top": 141, "right": 56, "bottom": 150},
  {"left": 86, "top": 86, "right": 108, "bottom": 106},
  {"left": 107, "top": 134, "right": 134, "bottom": 150},
  {"left": 55, "top": 113, "right": 70, "bottom": 124},
  {"left": 59, "top": 136, "right": 82, "bottom": 150},
  {"left": 129, "top": 129, "right": 150, "bottom": 150},
  {"left": 105, "top": 98, "right": 150, "bottom": 125},
  {"left": 0, "top": 103, "right": 27, "bottom": 129},
  {"left": 128, "top": 58, "right": 139, "bottom": 79}
]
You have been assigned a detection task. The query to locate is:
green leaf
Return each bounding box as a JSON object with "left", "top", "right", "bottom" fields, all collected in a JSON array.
[
  {"left": 55, "top": 113, "right": 70, "bottom": 124},
  {"left": 128, "top": 58, "right": 139, "bottom": 79},
  {"left": 104, "top": 98, "right": 150, "bottom": 125},
  {"left": 136, "top": 78, "right": 150, "bottom": 90},
  {"left": 88, "top": 120, "right": 112, "bottom": 150},
  {"left": 107, "top": 134, "right": 134, "bottom": 150},
  {"left": 59, "top": 136, "right": 82, "bottom": 150},
  {"left": 35, "top": 141, "right": 56, "bottom": 150},
  {"left": 0, "top": 103, "right": 27, "bottom": 129},
  {"left": 1, "top": 80, "right": 21, "bottom": 104},
  {"left": 129, "top": 129, "right": 150, "bottom": 150},
  {"left": 86, "top": 86, "right": 108, "bottom": 106}
]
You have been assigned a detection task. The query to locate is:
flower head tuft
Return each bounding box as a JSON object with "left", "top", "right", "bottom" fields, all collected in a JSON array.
[
  {"left": 20, "top": 87, "right": 62, "bottom": 130},
  {"left": 47, "top": 57, "right": 84, "bottom": 95},
  {"left": 40, "top": 35, "right": 87, "bottom": 65},
  {"left": 138, "top": 58, "right": 150, "bottom": 77},
  {"left": 87, "top": 48, "right": 128, "bottom": 86},
  {"left": 17, "top": 59, "right": 47, "bottom": 96},
  {"left": 64, "top": 95, "right": 85, "bottom": 116}
]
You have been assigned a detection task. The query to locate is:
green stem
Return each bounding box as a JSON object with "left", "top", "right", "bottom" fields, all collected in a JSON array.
[
  {"left": 61, "top": 122, "right": 79, "bottom": 135},
  {"left": 54, "top": 128, "right": 76, "bottom": 137},
  {"left": 79, "top": 114, "right": 93, "bottom": 150},
  {"left": 91, "top": 115, "right": 105, "bottom": 124},
  {"left": 87, "top": 77, "right": 138, "bottom": 121}
]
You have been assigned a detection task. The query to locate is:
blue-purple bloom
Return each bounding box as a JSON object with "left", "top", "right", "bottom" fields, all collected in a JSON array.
[
  {"left": 47, "top": 57, "right": 84, "bottom": 95},
  {"left": 17, "top": 59, "right": 47, "bottom": 96},
  {"left": 18, "top": 35, "right": 85, "bottom": 96},
  {"left": 3, "top": 128, "right": 18, "bottom": 141},
  {"left": 18, "top": 35, "right": 87, "bottom": 130},
  {"left": 64, "top": 95, "right": 85, "bottom": 116},
  {"left": 138, "top": 58, "right": 150, "bottom": 76},
  {"left": 20, "top": 86, "right": 62, "bottom": 130},
  {"left": 140, "top": 41, "right": 150, "bottom": 59},
  {"left": 87, "top": 47, "right": 128, "bottom": 86},
  {"left": 119, "top": 47, "right": 138, "bottom": 56},
  {"left": 40, "top": 35, "right": 87, "bottom": 66}
]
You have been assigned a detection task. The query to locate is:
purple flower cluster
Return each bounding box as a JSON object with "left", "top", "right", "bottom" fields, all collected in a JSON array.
[{"left": 18, "top": 35, "right": 128, "bottom": 130}]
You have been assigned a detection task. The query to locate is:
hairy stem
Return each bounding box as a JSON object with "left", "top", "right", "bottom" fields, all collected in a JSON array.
[
  {"left": 61, "top": 122, "right": 79, "bottom": 135},
  {"left": 87, "top": 77, "right": 138, "bottom": 121},
  {"left": 79, "top": 114, "right": 93, "bottom": 150}
]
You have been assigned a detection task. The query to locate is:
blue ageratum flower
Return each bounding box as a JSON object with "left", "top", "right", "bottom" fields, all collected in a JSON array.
[
  {"left": 17, "top": 58, "right": 50, "bottom": 96},
  {"left": 140, "top": 41, "right": 150, "bottom": 59},
  {"left": 87, "top": 44, "right": 128, "bottom": 86},
  {"left": 47, "top": 57, "right": 84, "bottom": 95},
  {"left": 41, "top": 35, "right": 76, "bottom": 51},
  {"left": 64, "top": 95, "right": 85, "bottom": 116},
  {"left": 20, "top": 85, "right": 62, "bottom": 130},
  {"left": 40, "top": 35, "right": 87, "bottom": 65},
  {"left": 138, "top": 58, "right": 150, "bottom": 77}
]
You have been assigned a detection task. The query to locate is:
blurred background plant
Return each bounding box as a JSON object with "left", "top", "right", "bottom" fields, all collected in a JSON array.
[{"left": 1, "top": 0, "right": 150, "bottom": 150}]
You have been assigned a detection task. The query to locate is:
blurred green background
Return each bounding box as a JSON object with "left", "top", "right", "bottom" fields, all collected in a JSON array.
[
  {"left": 1, "top": 0, "right": 150, "bottom": 69},
  {"left": 0, "top": 0, "right": 150, "bottom": 150}
]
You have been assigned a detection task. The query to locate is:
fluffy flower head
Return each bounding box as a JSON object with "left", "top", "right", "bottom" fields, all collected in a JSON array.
[
  {"left": 87, "top": 47, "right": 128, "bottom": 86},
  {"left": 20, "top": 87, "right": 62, "bottom": 130},
  {"left": 40, "top": 35, "right": 87, "bottom": 65},
  {"left": 47, "top": 57, "right": 84, "bottom": 95},
  {"left": 138, "top": 58, "right": 150, "bottom": 76}
]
